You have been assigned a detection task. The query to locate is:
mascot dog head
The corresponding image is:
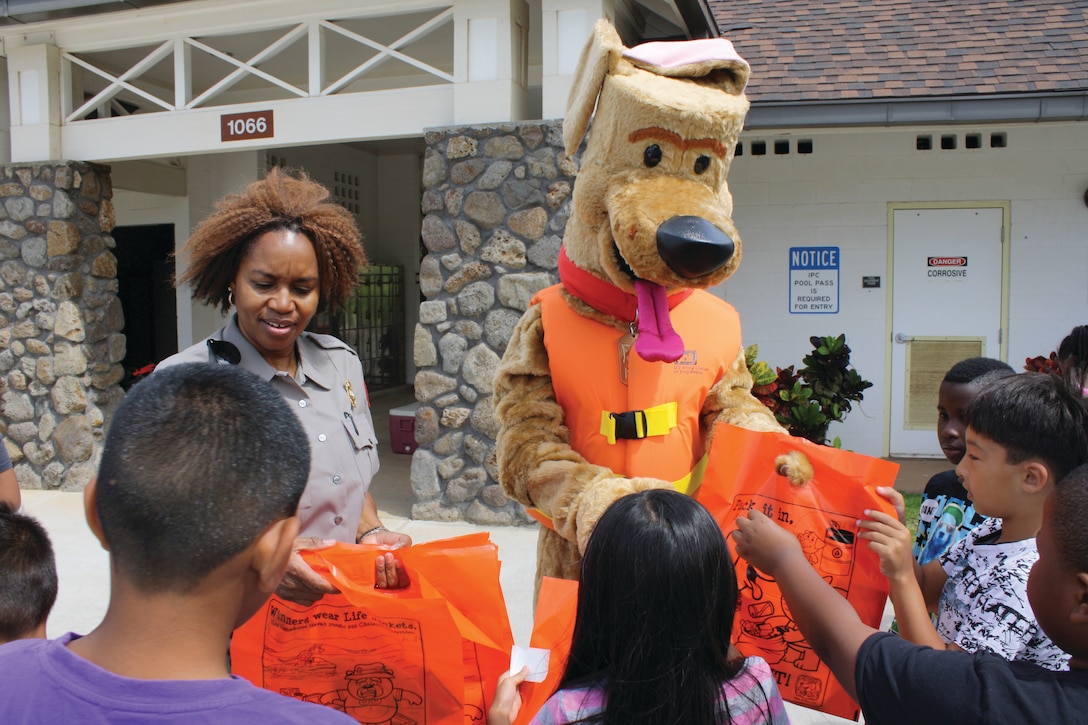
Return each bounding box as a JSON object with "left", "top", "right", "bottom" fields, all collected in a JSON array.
[{"left": 560, "top": 21, "right": 750, "bottom": 362}]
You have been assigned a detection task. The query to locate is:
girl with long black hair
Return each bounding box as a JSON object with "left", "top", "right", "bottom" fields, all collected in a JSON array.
[{"left": 492, "top": 489, "right": 787, "bottom": 724}]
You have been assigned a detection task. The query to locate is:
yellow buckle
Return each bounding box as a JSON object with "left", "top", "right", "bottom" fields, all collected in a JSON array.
[{"left": 599, "top": 402, "right": 678, "bottom": 445}]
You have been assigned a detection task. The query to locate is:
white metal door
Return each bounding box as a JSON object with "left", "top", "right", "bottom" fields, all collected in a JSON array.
[{"left": 889, "top": 207, "right": 1005, "bottom": 457}]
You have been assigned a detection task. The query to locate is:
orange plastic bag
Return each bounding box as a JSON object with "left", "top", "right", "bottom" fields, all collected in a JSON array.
[
  {"left": 696, "top": 423, "right": 899, "bottom": 721},
  {"left": 511, "top": 576, "right": 579, "bottom": 725},
  {"left": 231, "top": 533, "right": 513, "bottom": 725}
]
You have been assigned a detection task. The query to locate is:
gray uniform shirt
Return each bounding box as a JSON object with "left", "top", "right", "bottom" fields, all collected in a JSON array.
[{"left": 156, "top": 315, "right": 379, "bottom": 541}]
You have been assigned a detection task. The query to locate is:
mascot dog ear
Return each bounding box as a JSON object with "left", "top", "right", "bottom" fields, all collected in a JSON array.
[
  {"left": 563, "top": 19, "right": 751, "bottom": 157},
  {"left": 563, "top": 20, "right": 625, "bottom": 156}
]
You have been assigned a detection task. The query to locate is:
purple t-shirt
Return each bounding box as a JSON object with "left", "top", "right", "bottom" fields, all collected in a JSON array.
[{"left": 0, "top": 633, "right": 355, "bottom": 724}]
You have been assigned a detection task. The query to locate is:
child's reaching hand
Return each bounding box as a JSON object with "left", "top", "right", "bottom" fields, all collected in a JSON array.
[
  {"left": 858, "top": 508, "right": 915, "bottom": 584},
  {"left": 875, "top": 486, "right": 907, "bottom": 524},
  {"left": 731, "top": 509, "right": 805, "bottom": 577},
  {"left": 488, "top": 666, "right": 530, "bottom": 725}
]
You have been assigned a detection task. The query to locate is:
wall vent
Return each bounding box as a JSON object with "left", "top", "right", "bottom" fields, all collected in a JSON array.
[
  {"left": 916, "top": 132, "right": 1007, "bottom": 151},
  {"left": 736, "top": 138, "right": 815, "bottom": 158}
]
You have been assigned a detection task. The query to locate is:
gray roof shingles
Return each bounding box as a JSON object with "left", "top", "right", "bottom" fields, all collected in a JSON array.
[{"left": 708, "top": 0, "right": 1088, "bottom": 102}]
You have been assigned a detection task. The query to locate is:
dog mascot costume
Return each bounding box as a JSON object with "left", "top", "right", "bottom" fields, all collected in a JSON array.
[{"left": 493, "top": 21, "right": 811, "bottom": 585}]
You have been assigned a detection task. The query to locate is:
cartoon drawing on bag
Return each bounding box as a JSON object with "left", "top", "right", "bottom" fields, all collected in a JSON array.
[
  {"left": 699, "top": 424, "right": 897, "bottom": 720},
  {"left": 728, "top": 493, "right": 861, "bottom": 706},
  {"left": 267, "top": 644, "right": 337, "bottom": 678},
  {"left": 255, "top": 597, "right": 429, "bottom": 723},
  {"left": 306, "top": 663, "right": 422, "bottom": 724}
]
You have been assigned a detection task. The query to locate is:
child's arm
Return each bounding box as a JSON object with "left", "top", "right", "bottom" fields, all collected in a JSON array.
[
  {"left": 733, "top": 510, "right": 876, "bottom": 701},
  {"left": 916, "top": 558, "right": 948, "bottom": 612},
  {"left": 871, "top": 488, "right": 949, "bottom": 609},
  {"left": 488, "top": 666, "right": 530, "bottom": 725},
  {"left": 859, "top": 510, "right": 952, "bottom": 650}
]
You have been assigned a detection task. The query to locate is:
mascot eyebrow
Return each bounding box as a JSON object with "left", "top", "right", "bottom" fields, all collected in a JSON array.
[{"left": 628, "top": 127, "right": 728, "bottom": 157}]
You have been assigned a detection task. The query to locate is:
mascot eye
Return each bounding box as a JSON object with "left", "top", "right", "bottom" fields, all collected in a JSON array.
[
  {"left": 694, "top": 155, "right": 711, "bottom": 174},
  {"left": 643, "top": 145, "right": 662, "bottom": 167}
]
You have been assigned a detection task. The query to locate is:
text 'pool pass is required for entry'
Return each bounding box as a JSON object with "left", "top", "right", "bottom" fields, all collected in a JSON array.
[{"left": 789, "top": 246, "right": 840, "bottom": 314}]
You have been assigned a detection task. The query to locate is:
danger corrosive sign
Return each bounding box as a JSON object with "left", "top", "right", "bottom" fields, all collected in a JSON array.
[
  {"left": 927, "top": 256, "right": 968, "bottom": 279},
  {"left": 789, "top": 246, "right": 839, "bottom": 314}
]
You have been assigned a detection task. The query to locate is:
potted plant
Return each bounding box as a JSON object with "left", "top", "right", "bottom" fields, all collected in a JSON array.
[{"left": 748, "top": 334, "right": 873, "bottom": 447}]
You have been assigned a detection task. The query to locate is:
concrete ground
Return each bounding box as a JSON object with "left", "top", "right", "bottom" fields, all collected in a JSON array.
[{"left": 22, "top": 383, "right": 946, "bottom": 725}]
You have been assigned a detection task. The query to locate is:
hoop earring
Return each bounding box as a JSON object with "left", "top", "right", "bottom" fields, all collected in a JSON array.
[{"left": 228, "top": 288, "right": 235, "bottom": 307}]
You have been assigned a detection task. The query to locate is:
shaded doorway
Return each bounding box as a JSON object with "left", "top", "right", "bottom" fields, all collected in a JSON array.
[{"left": 114, "top": 224, "right": 178, "bottom": 386}]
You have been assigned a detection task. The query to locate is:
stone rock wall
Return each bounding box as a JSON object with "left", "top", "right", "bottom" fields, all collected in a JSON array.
[
  {"left": 0, "top": 163, "right": 124, "bottom": 491},
  {"left": 412, "top": 122, "right": 574, "bottom": 524}
]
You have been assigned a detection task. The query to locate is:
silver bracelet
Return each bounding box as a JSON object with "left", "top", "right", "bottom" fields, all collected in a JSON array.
[{"left": 356, "top": 525, "right": 388, "bottom": 543}]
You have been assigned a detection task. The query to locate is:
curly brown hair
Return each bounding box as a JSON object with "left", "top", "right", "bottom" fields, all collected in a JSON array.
[{"left": 177, "top": 167, "right": 367, "bottom": 313}]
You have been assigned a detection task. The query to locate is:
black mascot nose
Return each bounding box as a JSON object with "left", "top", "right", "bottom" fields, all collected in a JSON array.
[{"left": 656, "top": 216, "right": 735, "bottom": 279}]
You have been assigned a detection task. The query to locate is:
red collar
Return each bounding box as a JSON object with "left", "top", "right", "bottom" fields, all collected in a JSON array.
[{"left": 558, "top": 247, "right": 691, "bottom": 321}]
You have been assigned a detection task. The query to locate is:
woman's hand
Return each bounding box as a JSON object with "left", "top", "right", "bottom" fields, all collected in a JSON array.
[
  {"left": 359, "top": 527, "right": 413, "bottom": 590},
  {"left": 488, "top": 666, "right": 530, "bottom": 725},
  {"left": 360, "top": 527, "right": 412, "bottom": 549},
  {"left": 276, "top": 537, "right": 340, "bottom": 606}
]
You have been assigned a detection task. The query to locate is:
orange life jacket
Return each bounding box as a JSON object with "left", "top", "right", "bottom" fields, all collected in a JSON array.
[{"left": 535, "top": 284, "right": 742, "bottom": 484}]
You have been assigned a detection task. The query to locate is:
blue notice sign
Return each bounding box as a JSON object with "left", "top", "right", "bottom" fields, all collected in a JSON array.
[{"left": 789, "top": 246, "right": 840, "bottom": 314}]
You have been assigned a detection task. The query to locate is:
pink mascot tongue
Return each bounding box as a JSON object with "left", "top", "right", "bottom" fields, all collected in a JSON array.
[
  {"left": 556, "top": 248, "right": 691, "bottom": 364},
  {"left": 634, "top": 280, "right": 685, "bottom": 362}
]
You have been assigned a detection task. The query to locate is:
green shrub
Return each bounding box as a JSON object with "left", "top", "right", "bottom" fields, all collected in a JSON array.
[{"left": 748, "top": 334, "right": 873, "bottom": 447}]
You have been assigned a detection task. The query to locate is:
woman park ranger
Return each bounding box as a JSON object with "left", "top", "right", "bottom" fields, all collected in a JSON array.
[{"left": 157, "top": 167, "right": 409, "bottom": 604}]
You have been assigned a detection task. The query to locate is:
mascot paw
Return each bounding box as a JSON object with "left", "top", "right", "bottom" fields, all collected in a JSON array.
[
  {"left": 575, "top": 476, "right": 671, "bottom": 554},
  {"left": 775, "top": 450, "right": 814, "bottom": 486}
]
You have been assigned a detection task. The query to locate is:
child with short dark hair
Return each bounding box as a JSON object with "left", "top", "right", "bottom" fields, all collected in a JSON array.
[
  {"left": 913, "top": 357, "right": 1014, "bottom": 565},
  {"left": 1057, "top": 324, "right": 1088, "bottom": 393},
  {"left": 0, "top": 502, "right": 56, "bottom": 643},
  {"left": 490, "top": 489, "right": 787, "bottom": 725},
  {"left": 0, "top": 363, "right": 354, "bottom": 723},
  {"left": 866, "top": 373, "right": 1088, "bottom": 670},
  {"left": 732, "top": 461, "right": 1088, "bottom": 723}
]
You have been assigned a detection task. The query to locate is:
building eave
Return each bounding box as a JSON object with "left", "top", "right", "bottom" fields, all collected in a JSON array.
[
  {"left": 746, "top": 91, "right": 1088, "bottom": 130},
  {"left": 673, "top": 0, "right": 719, "bottom": 38}
]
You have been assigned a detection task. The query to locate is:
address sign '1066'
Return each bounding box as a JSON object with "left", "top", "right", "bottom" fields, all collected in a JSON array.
[{"left": 221, "top": 110, "right": 274, "bottom": 142}]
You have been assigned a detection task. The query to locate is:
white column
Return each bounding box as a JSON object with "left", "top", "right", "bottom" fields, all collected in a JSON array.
[
  {"left": 540, "top": 0, "right": 613, "bottom": 120},
  {"left": 182, "top": 151, "right": 262, "bottom": 343},
  {"left": 7, "top": 43, "right": 62, "bottom": 162},
  {"left": 0, "top": 58, "right": 11, "bottom": 164},
  {"left": 453, "top": 0, "right": 530, "bottom": 124}
]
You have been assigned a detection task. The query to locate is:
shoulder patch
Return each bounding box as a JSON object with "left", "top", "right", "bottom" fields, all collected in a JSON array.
[{"left": 304, "top": 331, "right": 360, "bottom": 357}]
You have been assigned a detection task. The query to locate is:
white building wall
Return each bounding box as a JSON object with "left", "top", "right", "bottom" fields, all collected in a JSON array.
[{"left": 719, "top": 121, "right": 1088, "bottom": 456}]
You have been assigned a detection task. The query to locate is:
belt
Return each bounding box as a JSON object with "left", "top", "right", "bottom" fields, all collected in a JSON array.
[
  {"left": 526, "top": 453, "right": 708, "bottom": 531},
  {"left": 599, "top": 402, "right": 678, "bottom": 445}
]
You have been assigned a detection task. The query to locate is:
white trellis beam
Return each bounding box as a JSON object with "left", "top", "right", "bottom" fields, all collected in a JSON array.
[
  {"left": 320, "top": 9, "right": 454, "bottom": 95},
  {"left": 185, "top": 23, "right": 309, "bottom": 109},
  {"left": 64, "top": 40, "right": 175, "bottom": 122}
]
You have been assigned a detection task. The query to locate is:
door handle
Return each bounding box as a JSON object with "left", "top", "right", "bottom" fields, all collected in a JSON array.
[{"left": 894, "top": 333, "right": 913, "bottom": 344}]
